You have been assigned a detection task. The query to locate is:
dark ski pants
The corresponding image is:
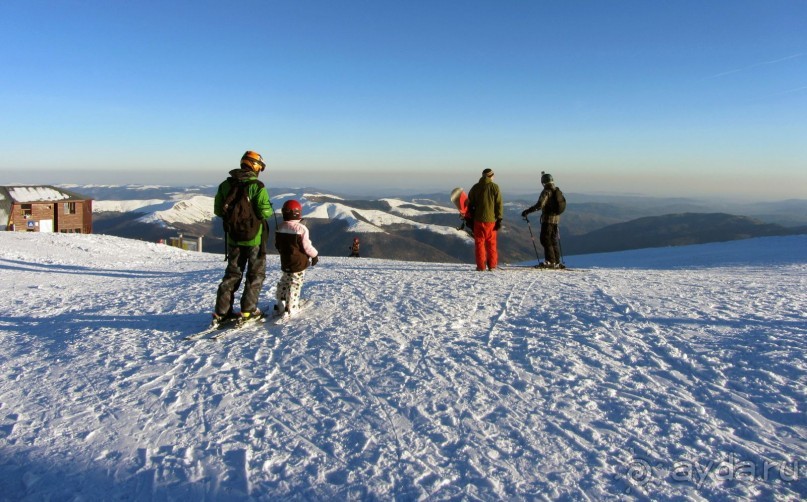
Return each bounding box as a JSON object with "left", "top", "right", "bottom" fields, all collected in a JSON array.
[
  {"left": 540, "top": 222, "right": 561, "bottom": 264},
  {"left": 215, "top": 245, "right": 266, "bottom": 315}
]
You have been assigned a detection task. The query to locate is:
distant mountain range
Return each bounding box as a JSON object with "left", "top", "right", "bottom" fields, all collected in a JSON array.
[
  {"left": 561, "top": 213, "right": 802, "bottom": 255},
  {"left": 78, "top": 184, "right": 806, "bottom": 263}
]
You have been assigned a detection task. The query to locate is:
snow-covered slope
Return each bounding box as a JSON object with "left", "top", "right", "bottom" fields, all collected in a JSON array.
[
  {"left": 135, "top": 195, "right": 217, "bottom": 227},
  {"left": 303, "top": 200, "right": 459, "bottom": 236},
  {"left": 91, "top": 190, "right": 461, "bottom": 237},
  {"left": 94, "top": 196, "right": 216, "bottom": 228},
  {"left": 93, "top": 199, "right": 169, "bottom": 213},
  {"left": 0, "top": 233, "right": 804, "bottom": 500}
]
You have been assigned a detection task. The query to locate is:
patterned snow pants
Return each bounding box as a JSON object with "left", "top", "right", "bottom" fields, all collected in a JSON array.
[{"left": 276, "top": 270, "right": 306, "bottom": 313}]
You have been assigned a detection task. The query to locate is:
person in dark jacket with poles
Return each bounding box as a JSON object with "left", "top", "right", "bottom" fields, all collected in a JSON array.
[
  {"left": 212, "top": 151, "right": 274, "bottom": 325},
  {"left": 521, "top": 172, "right": 565, "bottom": 269}
]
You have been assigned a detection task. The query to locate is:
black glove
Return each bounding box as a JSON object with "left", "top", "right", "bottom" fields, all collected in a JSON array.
[
  {"left": 521, "top": 209, "right": 529, "bottom": 218},
  {"left": 494, "top": 219, "right": 502, "bottom": 231},
  {"left": 311, "top": 256, "right": 319, "bottom": 266}
]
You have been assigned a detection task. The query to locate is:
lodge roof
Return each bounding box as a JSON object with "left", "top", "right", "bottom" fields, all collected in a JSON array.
[{"left": 0, "top": 185, "right": 91, "bottom": 203}]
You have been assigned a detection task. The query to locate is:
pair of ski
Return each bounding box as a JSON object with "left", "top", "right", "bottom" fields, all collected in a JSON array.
[
  {"left": 501, "top": 264, "right": 582, "bottom": 272},
  {"left": 183, "top": 300, "right": 313, "bottom": 341}
]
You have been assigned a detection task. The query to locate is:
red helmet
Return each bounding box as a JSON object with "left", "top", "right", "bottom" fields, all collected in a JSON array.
[{"left": 281, "top": 200, "right": 302, "bottom": 221}]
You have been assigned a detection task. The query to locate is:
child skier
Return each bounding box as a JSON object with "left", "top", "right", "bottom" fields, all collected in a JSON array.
[{"left": 274, "top": 199, "right": 319, "bottom": 317}]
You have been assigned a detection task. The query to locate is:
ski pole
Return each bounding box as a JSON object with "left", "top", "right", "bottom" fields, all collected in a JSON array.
[
  {"left": 556, "top": 225, "right": 565, "bottom": 265},
  {"left": 270, "top": 200, "right": 279, "bottom": 230},
  {"left": 524, "top": 216, "right": 541, "bottom": 262}
]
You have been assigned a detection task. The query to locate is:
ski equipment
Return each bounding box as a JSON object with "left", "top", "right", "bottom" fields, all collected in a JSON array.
[
  {"left": 536, "top": 261, "right": 566, "bottom": 269},
  {"left": 271, "top": 299, "right": 314, "bottom": 324},
  {"left": 502, "top": 264, "right": 583, "bottom": 272},
  {"left": 209, "top": 312, "right": 268, "bottom": 340},
  {"left": 450, "top": 187, "right": 473, "bottom": 234},
  {"left": 523, "top": 215, "right": 542, "bottom": 261},
  {"left": 183, "top": 305, "right": 269, "bottom": 341},
  {"left": 221, "top": 178, "right": 264, "bottom": 242},
  {"left": 183, "top": 316, "right": 240, "bottom": 341}
]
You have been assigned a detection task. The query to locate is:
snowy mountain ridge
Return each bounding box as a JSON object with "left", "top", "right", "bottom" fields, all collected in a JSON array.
[
  {"left": 0, "top": 233, "right": 804, "bottom": 500},
  {"left": 93, "top": 191, "right": 459, "bottom": 237}
]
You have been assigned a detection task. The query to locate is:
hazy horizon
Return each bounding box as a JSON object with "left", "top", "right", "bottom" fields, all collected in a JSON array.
[{"left": 1, "top": 168, "right": 803, "bottom": 203}]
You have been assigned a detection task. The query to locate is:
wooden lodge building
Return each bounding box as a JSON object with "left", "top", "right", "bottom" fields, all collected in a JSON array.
[{"left": 0, "top": 186, "right": 93, "bottom": 233}]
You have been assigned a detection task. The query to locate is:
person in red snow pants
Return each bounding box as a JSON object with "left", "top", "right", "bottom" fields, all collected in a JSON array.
[{"left": 467, "top": 168, "right": 504, "bottom": 271}]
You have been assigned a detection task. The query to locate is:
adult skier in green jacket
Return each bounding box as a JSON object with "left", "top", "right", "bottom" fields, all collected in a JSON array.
[{"left": 212, "top": 151, "right": 274, "bottom": 324}]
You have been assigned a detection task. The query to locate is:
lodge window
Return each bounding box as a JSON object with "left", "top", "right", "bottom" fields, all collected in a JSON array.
[
  {"left": 65, "top": 202, "right": 77, "bottom": 215},
  {"left": 21, "top": 204, "right": 32, "bottom": 217}
]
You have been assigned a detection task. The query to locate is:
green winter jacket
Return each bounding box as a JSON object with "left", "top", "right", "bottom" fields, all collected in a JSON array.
[
  {"left": 214, "top": 168, "right": 274, "bottom": 247},
  {"left": 467, "top": 176, "right": 503, "bottom": 223}
]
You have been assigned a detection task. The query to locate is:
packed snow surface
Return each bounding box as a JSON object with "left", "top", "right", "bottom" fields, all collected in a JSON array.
[{"left": 0, "top": 233, "right": 805, "bottom": 500}]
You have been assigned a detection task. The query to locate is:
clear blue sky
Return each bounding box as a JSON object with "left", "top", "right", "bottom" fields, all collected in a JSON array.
[{"left": 1, "top": 1, "right": 805, "bottom": 199}]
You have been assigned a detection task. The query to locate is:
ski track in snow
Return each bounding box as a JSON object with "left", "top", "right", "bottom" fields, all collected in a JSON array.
[{"left": 0, "top": 233, "right": 805, "bottom": 500}]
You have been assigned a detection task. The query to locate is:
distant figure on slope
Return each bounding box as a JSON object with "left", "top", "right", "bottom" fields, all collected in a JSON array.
[
  {"left": 348, "top": 237, "right": 360, "bottom": 257},
  {"left": 212, "top": 151, "right": 274, "bottom": 324},
  {"left": 274, "top": 200, "right": 319, "bottom": 317},
  {"left": 467, "top": 168, "right": 503, "bottom": 271},
  {"left": 521, "top": 172, "right": 567, "bottom": 269}
]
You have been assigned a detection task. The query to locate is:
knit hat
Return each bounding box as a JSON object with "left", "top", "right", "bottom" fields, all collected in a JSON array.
[{"left": 482, "top": 168, "right": 494, "bottom": 177}]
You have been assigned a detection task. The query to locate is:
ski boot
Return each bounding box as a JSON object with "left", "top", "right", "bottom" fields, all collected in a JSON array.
[
  {"left": 236, "top": 308, "right": 263, "bottom": 327},
  {"left": 272, "top": 301, "right": 287, "bottom": 319},
  {"left": 211, "top": 311, "right": 238, "bottom": 329}
]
